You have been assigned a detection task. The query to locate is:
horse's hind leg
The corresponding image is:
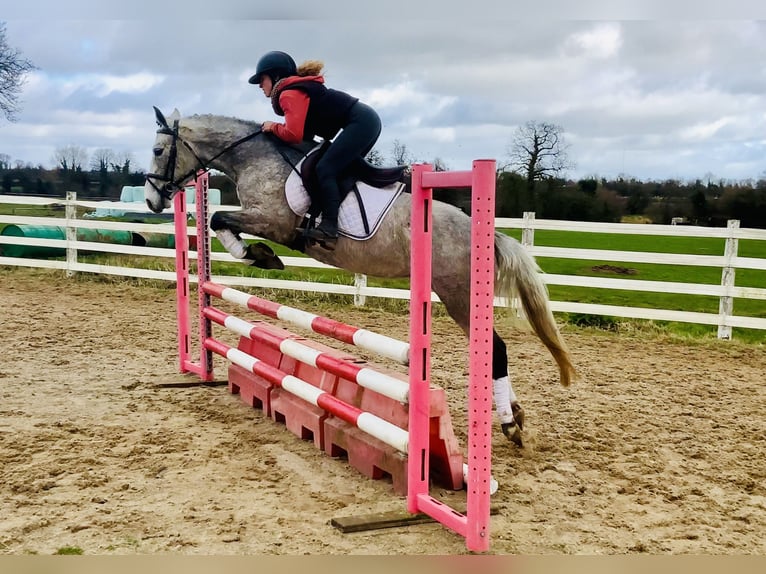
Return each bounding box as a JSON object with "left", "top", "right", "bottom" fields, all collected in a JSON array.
[
  {"left": 493, "top": 331, "right": 525, "bottom": 447},
  {"left": 434, "top": 256, "right": 526, "bottom": 446},
  {"left": 436, "top": 284, "right": 526, "bottom": 447}
]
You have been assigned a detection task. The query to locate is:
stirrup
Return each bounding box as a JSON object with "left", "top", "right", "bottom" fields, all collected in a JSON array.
[{"left": 304, "top": 227, "right": 338, "bottom": 251}]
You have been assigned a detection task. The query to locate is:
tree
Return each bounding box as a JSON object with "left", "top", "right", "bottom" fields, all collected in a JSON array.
[
  {"left": 53, "top": 144, "right": 88, "bottom": 172},
  {"left": 110, "top": 150, "right": 135, "bottom": 174},
  {"left": 506, "top": 121, "right": 574, "bottom": 208},
  {"left": 0, "top": 22, "right": 36, "bottom": 122},
  {"left": 690, "top": 182, "right": 709, "bottom": 224},
  {"left": 495, "top": 170, "right": 527, "bottom": 216},
  {"left": 91, "top": 148, "right": 115, "bottom": 172},
  {"left": 390, "top": 139, "right": 415, "bottom": 167},
  {"left": 431, "top": 157, "right": 449, "bottom": 172}
]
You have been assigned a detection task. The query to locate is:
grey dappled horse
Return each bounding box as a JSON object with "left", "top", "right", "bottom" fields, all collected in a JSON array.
[{"left": 144, "top": 107, "right": 576, "bottom": 447}]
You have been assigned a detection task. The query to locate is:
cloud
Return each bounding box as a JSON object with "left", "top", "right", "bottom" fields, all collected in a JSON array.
[
  {"left": 565, "top": 23, "right": 623, "bottom": 59},
  {"left": 54, "top": 72, "right": 165, "bottom": 98},
  {"left": 3, "top": 19, "right": 766, "bottom": 181}
]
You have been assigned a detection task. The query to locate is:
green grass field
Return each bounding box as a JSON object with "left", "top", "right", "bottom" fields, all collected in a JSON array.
[
  {"left": 2, "top": 202, "right": 764, "bottom": 343},
  {"left": 495, "top": 228, "right": 765, "bottom": 342}
]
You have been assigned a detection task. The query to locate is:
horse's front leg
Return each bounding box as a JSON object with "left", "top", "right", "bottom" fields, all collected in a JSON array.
[{"left": 210, "top": 210, "right": 285, "bottom": 270}]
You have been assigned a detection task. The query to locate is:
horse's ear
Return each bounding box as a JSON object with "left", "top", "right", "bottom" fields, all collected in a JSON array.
[
  {"left": 153, "top": 106, "right": 168, "bottom": 128},
  {"left": 169, "top": 108, "right": 181, "bottom": 122}
]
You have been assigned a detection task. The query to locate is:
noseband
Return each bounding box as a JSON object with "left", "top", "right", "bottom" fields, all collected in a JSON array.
[{"left": 145, "top": 119, "right": 264, "bottom": 202}]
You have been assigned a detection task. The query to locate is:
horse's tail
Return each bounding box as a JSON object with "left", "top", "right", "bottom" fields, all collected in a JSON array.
[{"left": 494, "top": 232, "right": 577, "bottom": 387}]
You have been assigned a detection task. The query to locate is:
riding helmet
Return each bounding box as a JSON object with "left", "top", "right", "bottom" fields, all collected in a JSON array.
[{"left": 248, "top": 51, "right": 297, "bottom": 84}]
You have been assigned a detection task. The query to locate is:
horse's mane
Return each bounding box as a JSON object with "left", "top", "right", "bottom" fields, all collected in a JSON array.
[
  {"left": 184, "top": 113, "right": 261, "bottom": 137},
  {"left": 183, "top": 113, "right": 315, "bottom": 160}
]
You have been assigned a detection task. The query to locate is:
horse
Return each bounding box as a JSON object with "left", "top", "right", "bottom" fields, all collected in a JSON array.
[{"left": 144, "top": 107, "right": 576, "bottom": 447}]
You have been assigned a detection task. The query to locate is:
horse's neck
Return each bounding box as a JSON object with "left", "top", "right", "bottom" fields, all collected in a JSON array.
[
  {"left": 181, "top": 116, "right": 268, "bottom": 178},
  {"left": 181, "top": 115, "right": 299, "bottom": 211},
  {"left": 180, "top": 115, "right": 257, "bottom": 159}
]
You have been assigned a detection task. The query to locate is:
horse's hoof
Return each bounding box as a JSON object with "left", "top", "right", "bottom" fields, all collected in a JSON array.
[
  {"left": 501, "top": 422, "right": 523, "bottom": 447},
  {"left": 245, "top": 242, "right": 285, "bottom": 270},
  {"left": 511, "top": 402, "right": 525, "bottom": 431}
]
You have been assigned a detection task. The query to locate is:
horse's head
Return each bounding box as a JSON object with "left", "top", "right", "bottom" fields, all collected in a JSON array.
[{"left": 144, "top": 107, "right": 199, "bottom": 213}]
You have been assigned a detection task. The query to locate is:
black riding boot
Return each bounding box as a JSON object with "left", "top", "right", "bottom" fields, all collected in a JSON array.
[{"left": 305, "top": 190, "right": 340, "bottom": 251}]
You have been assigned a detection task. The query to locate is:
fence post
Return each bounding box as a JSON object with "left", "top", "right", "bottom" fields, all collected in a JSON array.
[
  {"left": 515, "top": 211, "right": 537, "bottom": 318},
  {"left": 65, "top": 191, "right": 77, "bottom": 278},
  {"left": 522, "top": 211, "right": 535, "bottom": 247},
  {"left": 717, "top": 219, "right": 739, "bottom": 340},
  {"left": 354, "top": 273, "right": 367, "bottom": 307}
]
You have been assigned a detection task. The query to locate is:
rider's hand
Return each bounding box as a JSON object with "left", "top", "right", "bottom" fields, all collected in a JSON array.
[{"left": 262, "top": 121, "right": 276, "bottom": 133}]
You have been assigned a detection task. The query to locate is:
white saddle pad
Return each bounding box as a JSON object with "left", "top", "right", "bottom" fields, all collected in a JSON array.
[{"left": 285, "top": 158, "right": 405, "bottom": 240}]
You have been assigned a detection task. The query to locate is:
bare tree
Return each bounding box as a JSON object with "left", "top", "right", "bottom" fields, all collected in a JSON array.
[
  {"left": 0, "top": 152, "right": 10, "bottom": 170},
  {"left": 0, "top": 22, "right": 36, "bottom": 122},
  {"left": 391, "top": 139, "right": 415, "bottom": 167},
  {"left": 91, "top": 148, "right": 115, "bottom": 172},
  {"left": 506, "top": 121, "right": 574, "bottom": 209},
  {"left": 53, "top": 144, "right": 88, "bottom": 172},
  {"left": 431, "top": 156, "right": 449, "bottom": 172},
  {"left": 110, "top": 150, "right": 135, "bottom": 173},
  {"left": 507, "top": 121, "right": 573, "bottom": 182}
]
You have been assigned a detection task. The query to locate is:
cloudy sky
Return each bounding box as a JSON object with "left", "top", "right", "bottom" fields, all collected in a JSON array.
[{"left": 2, "top": 1, "right": 766, "bottom": 183}]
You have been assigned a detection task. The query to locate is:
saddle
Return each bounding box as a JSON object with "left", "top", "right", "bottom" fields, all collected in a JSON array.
[{"left": 300, "top": 141, "right": 406, "bottom": 219}]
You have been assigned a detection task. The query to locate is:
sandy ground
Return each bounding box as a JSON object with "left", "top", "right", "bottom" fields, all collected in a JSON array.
[{"left": 0, "top": 268, "right": 764, "bottom": 555}]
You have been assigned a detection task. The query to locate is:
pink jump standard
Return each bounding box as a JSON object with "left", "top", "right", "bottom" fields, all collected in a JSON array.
[
  {"left": 174, "top": 161, "right": 497, "bottom": 552},
  {"left": 408, "top": 161, "right": 496, "bottom": 552},
  {"left": 174, "top": 173, "right": 214, "bottom": 381}
]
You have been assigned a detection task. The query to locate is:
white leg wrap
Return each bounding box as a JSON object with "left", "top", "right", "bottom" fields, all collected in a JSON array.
[
  {"left": 216, "top": 229, "right": 248, "bottom": 259},
  {"left": 493, "top": 376, "right": 515, "bottom": 424},
  {"left": 507, "top": 377, "right": 518, "bottom": 404}
]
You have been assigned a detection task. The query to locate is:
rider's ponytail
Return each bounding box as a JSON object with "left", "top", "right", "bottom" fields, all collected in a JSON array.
[{"left": 297, "top": 60, "right": 324, "bottom": 77}]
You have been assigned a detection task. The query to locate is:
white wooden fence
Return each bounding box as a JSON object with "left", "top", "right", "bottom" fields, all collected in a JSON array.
[{"left": 2, "top": 193, "right": 765, "bottom": 339}]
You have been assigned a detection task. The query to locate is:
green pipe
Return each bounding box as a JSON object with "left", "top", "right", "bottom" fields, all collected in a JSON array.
[
  {"left": 131, "top": 232, "right": 176, "bottom": 249},
  {"left": 1, "top": 225, "right": 134, "bottom": 258}
]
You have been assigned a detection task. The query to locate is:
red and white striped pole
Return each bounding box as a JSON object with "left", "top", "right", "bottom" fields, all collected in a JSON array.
[
  {"left": 202, "top": 306, "right": 409, "bottom": 403},
  {"left": 202, "top": 281, "right": 410, "bottom": 366},
  {"left": 207, "top": 319, "right": 496, "bottom": 495},
  {"left": 204, "top": 337, "right": 409, "bottom": 452}
]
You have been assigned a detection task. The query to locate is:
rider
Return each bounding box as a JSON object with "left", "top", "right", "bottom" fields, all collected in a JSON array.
[{"left": 249, "top": 50, "right": 382, "bottom": 251}]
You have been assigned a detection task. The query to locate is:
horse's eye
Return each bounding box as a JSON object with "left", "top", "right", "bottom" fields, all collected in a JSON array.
[{"left": 153, "top": 147, "right": 163, "bottom": 157}]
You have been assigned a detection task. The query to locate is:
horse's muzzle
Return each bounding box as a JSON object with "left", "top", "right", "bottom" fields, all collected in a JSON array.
[{"left": 146, "top": 198, "right": 164, "bottom": 214}]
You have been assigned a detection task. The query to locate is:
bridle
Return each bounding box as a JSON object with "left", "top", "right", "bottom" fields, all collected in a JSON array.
[{"left": 145, "top": 114, "right": 264, "bottom": 202}]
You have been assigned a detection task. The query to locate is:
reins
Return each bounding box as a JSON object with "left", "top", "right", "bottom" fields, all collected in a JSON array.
[{"left": 146, "top": 119, "right": 265, "bottom": 201}]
